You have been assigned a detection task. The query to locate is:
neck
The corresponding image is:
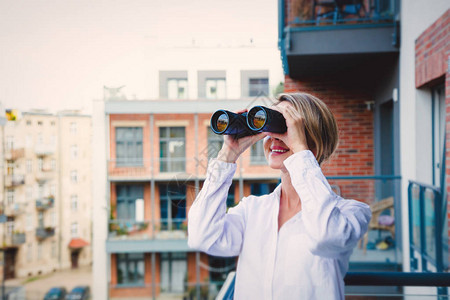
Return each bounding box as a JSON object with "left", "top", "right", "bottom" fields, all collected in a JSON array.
[{"left": 280, "top": 170, "right": 301, "bottom": 210}]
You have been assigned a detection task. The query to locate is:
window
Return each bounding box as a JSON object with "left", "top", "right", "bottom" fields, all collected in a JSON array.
[
  {"left": 159, "top": 184, "right": 186, "bottom": 230},
  {"left": 71, "top": 222, "right": 78, "bottom": 238},
  {"left": 249, "top": 78, "right": 269, "bottom": 97},
  {"left": 250, "top": 183, "right": 278, "bottom": 196},
  {"left": 70, "top": 145, "right": 78, "bottom": 159},
  {"left": 432, "top": 84, "right": 445, "bottom": 187},
  {"left": 167, "top": 79, "right": 188, "bottom": 99},
  {"left": 227, "top": 184, "right": 235, "bottom": 208},
  {"left": 26, "top": 215, "right": 33, "bottom": 231},
  {"left": 38, "top": 158, "right": 43, "bottom": 171},
  {"left": 160, "top": 252, "right": 187, "bottom": 293},
  {"left": 26, "top": 159, "right": 32, "bottom": 173},
  {"left": 115, "top": 127, "right": 143, "bottom": 166},
  {"left": 27, "top": 244, "right": 32, "bottom": 262},
  {"left": 70, "top": 170, "right": 78, "bottom": 183},
  {"left": 6, "top": 190, "right": 14, "bottom": 205},
  {"left": 6, "top": 136, "right": 14, "bottom": 150},
  {"left": 25, "top": 135, "right": 32, "bottom": 148},
  {"left": 116, "top": 185, "right": 144, "bottom": 220},
  {"left": 51, "top": 211, "right": 56, "bottom": 227},
  {"left": 50, "top": 135, "right": 56, "bottom": 146},
  {"left": 117, "top": 253, "right": 145, "bottom": 285},
  {"left": 26, "top": 186, "right": 33, "bottom": 200},
  {"left": 37, "top": 121, "right": 43, "bottom": 126},
  {"left": 251, "top": 139, "right": 266, "bottom": 164},
  {"left": 208, "top": 255, "right": 236, "bottom": 285},
  {"left": 38, "top": 211, "right": 44, "bottom": 227},
  {"left": 26, "top": 120, "right": 31, "bottom": 126},
  {"left": 205, "top": 78, "right": 226, "bottom": 99},
  {"left": 159, "top": 127, "right": 186, "bottom": 172},
  {"left": 51, "top": 241, "right": 57, "bottom": 258},
  {"left": 70, "top": 122, "right": 77, "bottom": 134},
  {"left": 50, "top": 184, "right": 56, "bottom": 196},
  {"left": 51, "top": 159, "right": 56, "bottom": 170},
  {"left": 6, "top": 221, "right": 14, "bottom": 236},
  {"left": 71, "top": 195, "right": 78, "bottom": 211},
  {"left": 37, "top": 133, "right": 43, "bottom": 145},
  {"left": 38, "top": 184, "right": 45, "bottom": 199},
  {"left": 37, "top": 243, "right": 42, "bottom": 260},
  {"left": 51, "top": 121, "right": 55, "bottom": 126},
  {"left": 207, "top": 128, "right": 223, "bottom": 159}
]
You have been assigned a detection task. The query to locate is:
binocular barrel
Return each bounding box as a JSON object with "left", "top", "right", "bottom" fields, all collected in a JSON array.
[{"left": 210, "top": 106, "right": 287, "bottom": 137}]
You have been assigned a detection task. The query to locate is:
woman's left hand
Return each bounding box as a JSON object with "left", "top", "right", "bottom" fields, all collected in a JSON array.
[{"left": 266, "top": 103, "right": 309, "bottom": 153}]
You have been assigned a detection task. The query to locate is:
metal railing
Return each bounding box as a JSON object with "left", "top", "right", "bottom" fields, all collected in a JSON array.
[
  {"left": 216, "top": 271, "right": 450, "bottom": 300},
  {"left": 108, "top": 218, "right": 187, "bottom": 240},
  {"left": 286, "top": 0, "right": 398, "bottom": 26},
  {"left": 408, "top": 180, "right": 447, "bottom": 297},
  {"left": 35, "top": 227, "right": 55, "bottom": 240},
  {"left": 35, "top": 196, "right": 54, "bottom": 210},
  {"left": 5, "top": 174, "right": 25, "bottom": 187}
]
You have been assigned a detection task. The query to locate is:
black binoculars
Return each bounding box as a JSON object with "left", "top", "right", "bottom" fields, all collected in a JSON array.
[{"left": 210, "top": 106, "right": 287, "bottom": 138}]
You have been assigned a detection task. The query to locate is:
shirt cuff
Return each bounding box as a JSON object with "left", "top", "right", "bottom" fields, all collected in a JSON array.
[{"left": 283, "top": 150, "right": 319, "bottom": 174}]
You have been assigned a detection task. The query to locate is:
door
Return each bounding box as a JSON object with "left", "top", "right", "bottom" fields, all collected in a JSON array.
[
  {"left": 4, "top": 249, "right": 16, "bottom": 279},
  {"left": 71, "top": 250, "right": 80, "bottom": 269}
]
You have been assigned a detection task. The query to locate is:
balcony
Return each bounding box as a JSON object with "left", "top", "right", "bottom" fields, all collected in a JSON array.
[
  {"left": 279, "top": 0, "right": 399, "bottom": 78},
  {"left": 4, "top": 203, "right": 24, "bottom": 217},
  {"left": 5, "top": 174, "right": 25, "bottom": 188},
  {"left": 107, "top": 156, "right": 280, "bottom": 182},
  {"left": 35, "top": 227, "right": 55, "bottom": 240},
  {"left": 34, "top": 144, "right": 55, "bottom": 156},
  {"left": 4, "top": 148, "right": 25, "bottom": 161},
  {"left": 35, "top": 196, "right": 54, "bottom": 210},
  {"left": 35, "top": 169, "right": 54, "bottom": 182},
  {"left": 106, "top": 219, "right": 189, "bottom": 253},
  {"left": 4, "top": 233, "right": 26, "bottom": 247}
]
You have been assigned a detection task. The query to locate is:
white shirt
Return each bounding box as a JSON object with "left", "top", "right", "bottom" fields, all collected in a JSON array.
[{"left": 188, "top": 150, "right": 371, "bottom": 300}]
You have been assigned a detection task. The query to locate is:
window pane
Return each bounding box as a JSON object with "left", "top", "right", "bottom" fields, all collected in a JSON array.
[
  {"left": 116, "top": 127, "right": 143, "bottom": 166},
  {"left": 249, "top": 78, "right": 269, "bottom": 97},
  {"left": 251, "top": 139, "right": 266, "bottom": 164}
]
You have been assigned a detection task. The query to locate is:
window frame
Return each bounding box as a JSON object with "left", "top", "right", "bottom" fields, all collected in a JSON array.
[
  {"left": 115, "top": 127, "right": 143, "bottom": 167},
  {"left": 159, "top": 127, "right": 186, "bottom": 173}
]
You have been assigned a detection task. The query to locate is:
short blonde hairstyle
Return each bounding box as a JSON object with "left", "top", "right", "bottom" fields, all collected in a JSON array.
[{"left": 276, "top": 92, "right": 338, "bottom": 165}]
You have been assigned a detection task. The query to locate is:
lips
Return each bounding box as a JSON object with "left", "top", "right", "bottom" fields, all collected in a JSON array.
[{"left": 270, "top": 145, "right": 289, "bottom": 154}]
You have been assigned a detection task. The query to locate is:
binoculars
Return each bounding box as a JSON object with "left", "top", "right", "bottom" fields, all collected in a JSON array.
[{"left": 210, "top": 106, "right": 287, "bottom": 138}]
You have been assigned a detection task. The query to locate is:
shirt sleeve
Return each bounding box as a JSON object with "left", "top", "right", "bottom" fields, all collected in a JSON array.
[
  {"left": 283, "top": 150, "right": 372, "bottom": 259},
  {"left": 187, "top": 159, "right": 246, "bottom": 257}
]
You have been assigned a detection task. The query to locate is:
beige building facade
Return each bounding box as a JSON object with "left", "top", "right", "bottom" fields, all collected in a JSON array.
[{"left": 0, "top": 110, "right": 92, "bottom": 279}]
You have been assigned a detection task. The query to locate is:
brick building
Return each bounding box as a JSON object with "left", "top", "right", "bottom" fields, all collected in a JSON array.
[{"left": 92, "top": 42, "right": 284, "bottom": 299}]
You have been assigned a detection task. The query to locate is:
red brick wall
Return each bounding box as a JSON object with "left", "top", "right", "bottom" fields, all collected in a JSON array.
[
  {"left": 284, "top": 77, "right": 375, "bottom": 203},
  {"left": 415, "top": 9, "right": 449, "bottom": 88},
  {"left": 415, "top": 9, "right": 450, "bottom": 267}
]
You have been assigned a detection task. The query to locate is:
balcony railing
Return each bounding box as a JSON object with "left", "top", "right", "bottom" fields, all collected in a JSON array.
[
  {"left": 5, "top": 174, "right": 25, "bottom": 188},
  {"left": 4, "top": 233, "right": 26, "bottom": 246},
  {"left": 35, "top": 170, "right": 54, "bottom": 182},
  {"left": 287, "top": 0, "right": 397, "bottom": 27},
  {"left": 35, "top": 227, "right": 55, "bottom": 240},
  {"left": 35, "top": 196, "right": 54, "bottom": 210},
  {"left": 3, "top": 203, "right": 24, "bottom": 217},
  {"left": 108, "top": 219, "right": 187, "bottom": 241},
  {"left": 34, "top": 144, "right": 55, "bottom": 156},
  {"left": 408, "top": 180, "right": 447, "bottom": 277},
  {"left": 107, "top": 156, "right": 280, "bottom": 180},
  {"left": 4, "top": 148, "right": 25, "bottom": 161}
]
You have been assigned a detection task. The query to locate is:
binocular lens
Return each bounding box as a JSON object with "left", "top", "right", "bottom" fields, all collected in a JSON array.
[
  {"left": 252, "top": 110, "right": 266, "bottom": 130},
  {"left": 216, "top": 113, "right": 229, "bottom": 132}
]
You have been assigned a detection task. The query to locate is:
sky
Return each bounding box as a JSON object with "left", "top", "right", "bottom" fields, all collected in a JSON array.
[{"left": 0, "top": 0, "right": 279, "bottom": 114}]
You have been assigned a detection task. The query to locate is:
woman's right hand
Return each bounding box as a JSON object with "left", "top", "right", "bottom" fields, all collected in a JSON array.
[{"left": 216, "top": 110, "right": 265, "bottom": 163}]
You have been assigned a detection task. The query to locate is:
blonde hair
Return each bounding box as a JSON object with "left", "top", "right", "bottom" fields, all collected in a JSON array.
[{"left": 276, "top": 92, "right": 338, "bottom": 165}]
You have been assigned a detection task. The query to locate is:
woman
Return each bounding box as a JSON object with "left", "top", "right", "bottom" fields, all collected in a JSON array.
[{"left": 188, "top": 93, "right": 371, "bottom": 299}]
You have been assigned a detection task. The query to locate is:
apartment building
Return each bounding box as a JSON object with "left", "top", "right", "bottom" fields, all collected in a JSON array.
[
  {"left": 92, "top": 42, "right": 284, "bottom": 299},
  {"left": 0, "top": 110, "right": 92, "bottom": 279},
  {"left": 279, "top": 0, "right": 449, "bottom": 296}
]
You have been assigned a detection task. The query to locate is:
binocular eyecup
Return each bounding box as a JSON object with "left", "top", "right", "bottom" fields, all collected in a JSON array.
[{"left": 210, "top": 106, "right": 287, "bottom": 138}]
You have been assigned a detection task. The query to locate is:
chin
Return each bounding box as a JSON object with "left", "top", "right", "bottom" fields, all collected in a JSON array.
[{"left": 267, "top": 153, "right": 292, "bottom": 170}]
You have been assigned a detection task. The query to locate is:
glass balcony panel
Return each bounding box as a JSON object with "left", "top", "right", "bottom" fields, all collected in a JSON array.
[
  {"left": 411, "top": 184, "right": 421, "bottom": 250},
  {"left": 424, "top": 189, "right": 436, "bottom": 261}
]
